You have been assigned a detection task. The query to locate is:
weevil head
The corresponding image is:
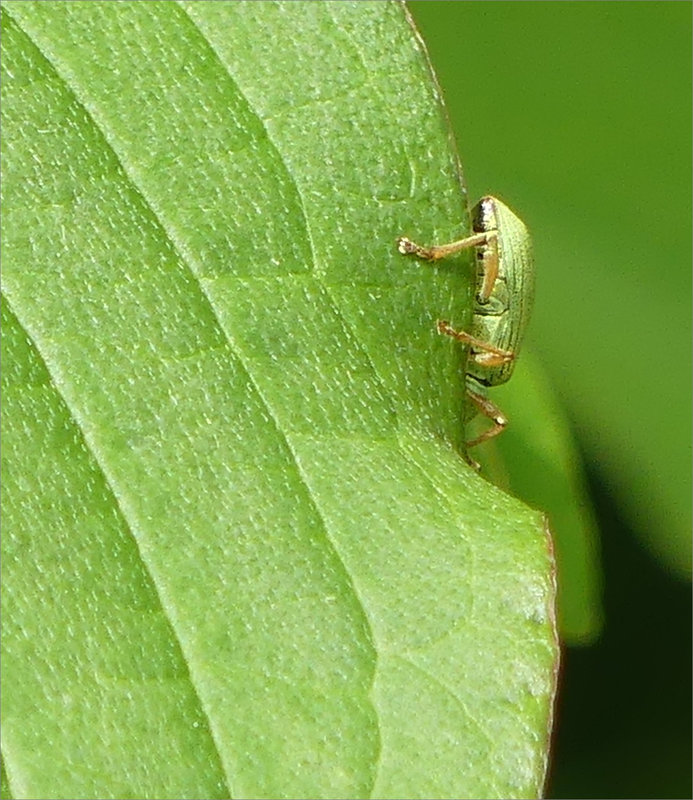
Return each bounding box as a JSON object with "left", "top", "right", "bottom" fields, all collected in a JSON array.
[
  {"left": 472, "top": 195, "right": 499, "bottom": 234},
  {"left": 472, "top": 195, "right": 529, "bottom": 239}
]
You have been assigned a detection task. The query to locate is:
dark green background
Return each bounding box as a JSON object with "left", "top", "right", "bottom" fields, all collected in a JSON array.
[{"left": 408, "top": 3, "right": 692, "bottom": 798}]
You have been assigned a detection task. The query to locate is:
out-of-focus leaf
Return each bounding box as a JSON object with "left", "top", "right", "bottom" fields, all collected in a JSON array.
[{"left": 478, "top": 351, "right": 603, "bottom": 645}]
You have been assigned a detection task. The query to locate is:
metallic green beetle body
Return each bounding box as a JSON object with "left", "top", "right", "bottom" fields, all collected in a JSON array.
[
  {"left": 467, "top": 196, "right": 534, "bottom": 388},
  {"left": 398, "top": 195, "right": 534, "bottom": 450}
]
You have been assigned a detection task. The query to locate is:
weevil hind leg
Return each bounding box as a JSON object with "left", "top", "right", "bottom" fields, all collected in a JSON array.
[{"left": 466, "top": 386, "right": 509, "bottom": 449}]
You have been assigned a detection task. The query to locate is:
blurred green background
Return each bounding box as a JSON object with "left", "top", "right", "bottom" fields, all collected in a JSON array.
[{"left": 408, "top": 3, "right": 691, "bottom": 799}]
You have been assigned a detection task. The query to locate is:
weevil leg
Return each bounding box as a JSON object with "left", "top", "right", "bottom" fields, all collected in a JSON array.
[
  {"left": 397, "top": 229, "right": 499, "bottom": 305},
  {"left": 466, "top": 386, "right": 509, "bottom": 449},
  {"left": 397, "top": 231, "right": 490, "bottom": 261},
  {"left": 436, "top": 320, "right": 514, "bottom": 366},
  {"left": 476, "top": 230, "right": 499, "bottom": 303}
]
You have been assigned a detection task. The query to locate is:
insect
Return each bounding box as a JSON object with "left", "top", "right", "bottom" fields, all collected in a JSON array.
[{"left": 397, "top": 195, "right": 534, "bottom": 450}]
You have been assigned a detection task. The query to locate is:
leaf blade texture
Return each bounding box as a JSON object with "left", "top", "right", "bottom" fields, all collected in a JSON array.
[{"left": 1, "top": 3, "right": 559, "bottom": 798}]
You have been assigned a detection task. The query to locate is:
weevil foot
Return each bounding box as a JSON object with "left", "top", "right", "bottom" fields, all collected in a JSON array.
[
  {"left": 397, "top": 236, "right": 433, "bottom": 259},
  {"left": 466, "top": 388, "right": 509, "bottom": 448},
  {"left": 464, "top": 452, "right": 482, "bottom": 471}
]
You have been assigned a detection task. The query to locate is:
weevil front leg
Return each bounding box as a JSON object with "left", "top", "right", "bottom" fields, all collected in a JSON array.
[
  {"left": 397, "top": 228, "right": 499, "bottom": 303},
  {"left": 465, "top": 385, "right": 509, "bottom": 449}
]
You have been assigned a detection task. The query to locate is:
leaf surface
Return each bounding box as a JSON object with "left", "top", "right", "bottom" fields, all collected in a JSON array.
[{"left": 1, "top": 3, "right": 558, "bottom": 798}]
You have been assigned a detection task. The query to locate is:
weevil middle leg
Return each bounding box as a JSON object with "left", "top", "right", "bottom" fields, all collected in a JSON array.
[
  {"left": 436, "top": 320, "right": 514, "bottom": 368},
  {"left": 437, "top": 320, "right": 513, "bottom": 452}
]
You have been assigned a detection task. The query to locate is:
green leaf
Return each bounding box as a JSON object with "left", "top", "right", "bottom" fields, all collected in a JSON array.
[
  {"left": 1, "top": 3, "right": 558, "bottom": 798},
  {"left": 1, "top": 759, "right": 12, "bottom": 800}
]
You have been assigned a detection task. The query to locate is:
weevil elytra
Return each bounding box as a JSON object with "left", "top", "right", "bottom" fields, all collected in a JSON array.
[{"left": 398, "top": 195, "right": 534, "bottom": 450}]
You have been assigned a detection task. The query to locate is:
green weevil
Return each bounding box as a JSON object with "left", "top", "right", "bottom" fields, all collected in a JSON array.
[{"left": 397, "top": 195, "right": 534, "bottom": 449}]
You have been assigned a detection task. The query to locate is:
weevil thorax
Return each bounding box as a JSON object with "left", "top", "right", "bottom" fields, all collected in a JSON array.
[{"left": 468, "top": 195, "right": 535, "bottom": 388}]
